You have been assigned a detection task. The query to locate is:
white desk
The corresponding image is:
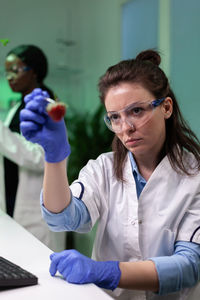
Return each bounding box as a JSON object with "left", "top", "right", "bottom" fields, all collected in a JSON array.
[{"left": 0, "top": 210, "right": 113, "bottom": 299}]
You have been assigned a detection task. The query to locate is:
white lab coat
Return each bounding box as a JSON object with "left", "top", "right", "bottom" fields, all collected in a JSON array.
[
  {"left": 0, "top": 102, "right": 66, "bottom": 252},
  {"left": 70, "top": 151, "right": 200, "bottom": 300}
]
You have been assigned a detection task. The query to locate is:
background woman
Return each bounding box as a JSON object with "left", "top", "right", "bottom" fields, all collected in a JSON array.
[{"left": 0, "top": 44, "right": 65, "bottom": 251}]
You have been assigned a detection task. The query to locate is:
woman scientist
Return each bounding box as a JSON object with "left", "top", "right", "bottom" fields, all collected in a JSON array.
[
  {"left": 20, "top": 49, "right": 200, "bottom": 300},
  {"left": 0, "top": 44, "right": 66, "bottom": 251}
]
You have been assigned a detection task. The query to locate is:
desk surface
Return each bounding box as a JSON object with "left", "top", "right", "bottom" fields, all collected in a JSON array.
[{"left": 0, "top": 210, "right": 113, "bottom": 299}]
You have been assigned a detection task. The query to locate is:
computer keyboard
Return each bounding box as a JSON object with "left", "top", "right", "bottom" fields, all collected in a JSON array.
[{"left": 0, "top": 256, "right": 38, "bottom": 289}]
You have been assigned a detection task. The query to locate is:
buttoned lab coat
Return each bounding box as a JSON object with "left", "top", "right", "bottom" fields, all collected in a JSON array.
[
  {"left": 0, "top": 102, "right": 66, "bottom": 252},
  {"left": 70, "top": 151, "right": 200, "bottom": 300}
]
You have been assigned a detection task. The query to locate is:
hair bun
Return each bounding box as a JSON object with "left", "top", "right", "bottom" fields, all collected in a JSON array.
[{"left": 136, "top": 49, "right": 161, "bottom": 66}]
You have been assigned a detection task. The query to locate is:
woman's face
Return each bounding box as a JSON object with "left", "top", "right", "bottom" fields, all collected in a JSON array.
[
  {"left": 5, "top": 54, "right": 37, "bottom": 95},
  {"left": 104, "top": 82, "right": 173, "bottom": 161}
]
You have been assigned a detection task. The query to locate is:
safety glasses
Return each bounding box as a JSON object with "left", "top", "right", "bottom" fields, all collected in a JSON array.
[
  {"left": 104, "top": 98, "right": 165, "bottom": 133},
  {"left": 5, "top": 66, "right": 31, "bottom": 80}
]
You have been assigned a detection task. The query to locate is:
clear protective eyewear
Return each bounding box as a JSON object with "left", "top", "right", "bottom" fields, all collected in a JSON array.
[
  {"left": 5, "top": 66, "right": 31, "bottom": 80},
  {"left": 104, "top": 98, "right": 165, "bottom": 133}
]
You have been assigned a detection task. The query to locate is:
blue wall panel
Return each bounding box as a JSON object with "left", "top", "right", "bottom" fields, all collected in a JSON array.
[
  {"left": 122, "top": 0, "right": 159, "bottom": 60},
  {"left": 170, "top": 0, "right": 200, "bottom": 137}
]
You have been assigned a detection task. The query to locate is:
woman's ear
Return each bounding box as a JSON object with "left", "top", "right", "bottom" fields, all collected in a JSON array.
[{"left": 162, "top": 97, "right": 173, "bottom": 119}]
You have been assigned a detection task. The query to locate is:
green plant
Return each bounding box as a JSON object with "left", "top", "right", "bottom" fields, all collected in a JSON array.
[
  {"left": 0, "top": 39, "right": 9, "bottom": 46},
  {"left": 66, "top": 104, "right": 114, "bottom": 184}
]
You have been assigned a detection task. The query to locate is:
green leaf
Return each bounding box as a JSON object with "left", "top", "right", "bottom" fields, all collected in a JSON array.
[{"left": 0, "top": 39, "right": 9, "bottom": 46}]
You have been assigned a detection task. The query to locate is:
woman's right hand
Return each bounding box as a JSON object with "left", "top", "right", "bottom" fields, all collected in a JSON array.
[{"left": 20, "top": 88, "right": 71, "bottom": 163}]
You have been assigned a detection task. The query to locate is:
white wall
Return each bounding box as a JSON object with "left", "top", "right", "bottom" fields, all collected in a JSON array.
[
  {"left": 0, "top": 0, "right": 128, "bottom": 116},
  {"left": 0, "top": 0, "right": 68, "bottom": 107}
]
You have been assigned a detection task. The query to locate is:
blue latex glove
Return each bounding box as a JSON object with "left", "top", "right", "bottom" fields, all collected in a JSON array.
[
  {"left": 49, "top": 249, "right": 121, "bottom": 291},
  {"left": 20, "top": 88, "right": 71, "bottom": 162}
]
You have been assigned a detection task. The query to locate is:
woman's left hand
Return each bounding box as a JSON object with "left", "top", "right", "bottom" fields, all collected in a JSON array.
[{"left": 49, "top": 249, "right": 121, "bottom": 290}]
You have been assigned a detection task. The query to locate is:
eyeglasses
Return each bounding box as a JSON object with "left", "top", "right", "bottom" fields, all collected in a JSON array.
[
  {"left": 104, "top": 98, "right": 166, "bottom": 133},
  {"left": 5, "top": 66, "right": 31, "bottom": 80}
]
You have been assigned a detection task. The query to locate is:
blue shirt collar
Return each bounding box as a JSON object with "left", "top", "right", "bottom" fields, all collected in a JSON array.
[{"left": 128, "top": 151, "right": 146, "bottom": 184}]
